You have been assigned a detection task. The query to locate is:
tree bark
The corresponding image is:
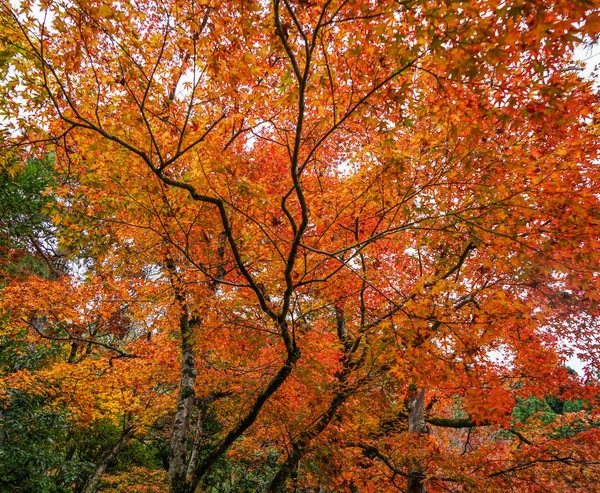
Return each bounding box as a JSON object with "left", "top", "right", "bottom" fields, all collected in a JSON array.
[
  {"left": 185, "top": 391, "right": 231, "bottom": 481},
  {"left": 168, "top": 305, "right": 197, "bottom": 493},
  {"left": 165, "top": 254, "right": 198, "bottom": 493},
  {"left": 407, "top": 388, "right": 427, "bottom": 493},
  {"left": 185, "top": 406, "right": 205, "bottom": 482}
]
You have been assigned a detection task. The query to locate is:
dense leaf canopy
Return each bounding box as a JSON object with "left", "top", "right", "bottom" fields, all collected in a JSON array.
[{"left": 1, "top": 0, "right": 599, "bottom": 491}]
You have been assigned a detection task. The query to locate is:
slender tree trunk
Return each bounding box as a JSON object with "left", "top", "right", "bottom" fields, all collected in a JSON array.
[
  {"left": 186, "top": 391, "right": 231, "bottom": 481},
  {"left": 407, "top": 388, "right": 427, "bottom": 493},
  {"left": 67, "top": 341, "right": 79, "bottom": 363},
  {"left": 268, "top": 445, "right": 303, "bottom": 493},
  {"left": 165, "top": 254, "right": 198, "bottom": 493},
  {"left": 83, "top": 425, "right": 134, "bottom": 493},
  {"left": 267, "top": 383, "right": 357, "bottom": 492},
  {"left": 267, "top": 308, "right": 358, "bottom": 493},
  {"left": 189, "top": 346, "right": 300, "bottom": 492},
  {"left": 186, "top": 408, "right": 205, "bottom": 481}
]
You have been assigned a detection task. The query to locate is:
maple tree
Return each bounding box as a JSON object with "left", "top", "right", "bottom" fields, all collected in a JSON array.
[{"left": 1, "top": 0, "right": 600, "bottom": 492}]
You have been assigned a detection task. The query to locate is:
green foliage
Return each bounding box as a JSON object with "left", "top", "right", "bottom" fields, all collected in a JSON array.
[
  {"left": 202, "top": 448, "right": 282, "bottom": 493},
  {"left": 0, "top": 154, "right": 55, "bottom": 246},
  {"left": 0, "top": 390, "right": 94, "bottom": 493},
  {"left": 512, "top": 397, "right": 557, "bottom": 425},
  {"left": 0, "top": 322, "right": 90, "bottom": 492},
  {"left": 509, "top": 394, "right": 594, "bottom": 441},
  {"left": 0, "top": 154, "right": 57, "bottom": 282},
  {"left": 512, "top": 395, "right": 587, "bottom": 425},
  {"left": 112, "top": 437, "right": 165, "bottom": 473},
  {"left": 562, "top": 399, "right": 585, "bottom": 413},
  {"left": 0, "top": 327, "right": 63, "bottom": 374},
  {"left": 545, "top": 395, "right": 585, "bottom": 415}
]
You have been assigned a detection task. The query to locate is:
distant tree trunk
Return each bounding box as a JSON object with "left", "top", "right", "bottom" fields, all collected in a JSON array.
[
  {"left": 83, "top": 425, "right": 134, "bottom": 493},
  {"left": 67, "top": 341, "right": 79, "bottom": 363},
  {"left": 186, "top": 391, "right": 231, "bottom": 481},
  {"left": 407, "top": 388, "right": 427, "bottom": 493},
  {"left": 185, "top": 408, "right": 205, "bottom": 481}
]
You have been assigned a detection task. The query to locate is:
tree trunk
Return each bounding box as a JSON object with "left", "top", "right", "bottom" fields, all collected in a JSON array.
[
  {"left": 267, "top": 382, "right": 360, "bottom": 493},
  {"left": 185, "top": 408, "right": 205, "bottom": 481},
  {"left": 185, "top": 391, "right": 231, "bottom": 481},
  {"left": 189, "top": 346, "right": 300, "bottom": 492},
  {"left": 268, "top": 445, "right": 303, "bottom": 493},
  {"left": 168, "top": 307, "right": 197, "bottom": 493},
  {"left": 83, "top": 425, "right": 134, "bottom": 493},
  {"left": 407, "top": 388, "right": 427, "bottom": 493}
]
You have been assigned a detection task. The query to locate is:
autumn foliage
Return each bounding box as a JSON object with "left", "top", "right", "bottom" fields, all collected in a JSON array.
[{"left": 1, "top": 0, "right": 600, "bottom": 491}]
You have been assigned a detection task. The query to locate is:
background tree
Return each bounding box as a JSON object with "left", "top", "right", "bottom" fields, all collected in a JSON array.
[{"left": 0, "top": 158, "right": 174, "bottom": 490}]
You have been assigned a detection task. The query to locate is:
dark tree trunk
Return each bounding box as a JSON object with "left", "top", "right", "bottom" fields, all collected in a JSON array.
[
  {"left": 165, "top": 254, "right": 198, "bottom": 493},
  {"left": 83, "top": 425, "right": 134, "bottom": 493},
  {"left": 189, "top": 346, "right": 300, "bottom": 492},
  {"left": 267, "top": 308, "right": 359, "bottom": 493}
]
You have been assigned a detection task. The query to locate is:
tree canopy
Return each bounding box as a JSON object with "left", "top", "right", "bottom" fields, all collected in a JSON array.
[{"left": 1, "top": 0, "right": 600, "bottom": 491}]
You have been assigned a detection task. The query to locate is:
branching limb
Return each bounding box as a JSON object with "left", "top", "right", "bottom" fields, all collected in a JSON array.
[{"left": 23, "top": 316, "right": 137, "bottom": 359}]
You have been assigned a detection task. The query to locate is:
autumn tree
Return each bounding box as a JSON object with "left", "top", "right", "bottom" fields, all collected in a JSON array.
[{"left": 1, "top": 0, "right": 600, "bottom": 492}]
